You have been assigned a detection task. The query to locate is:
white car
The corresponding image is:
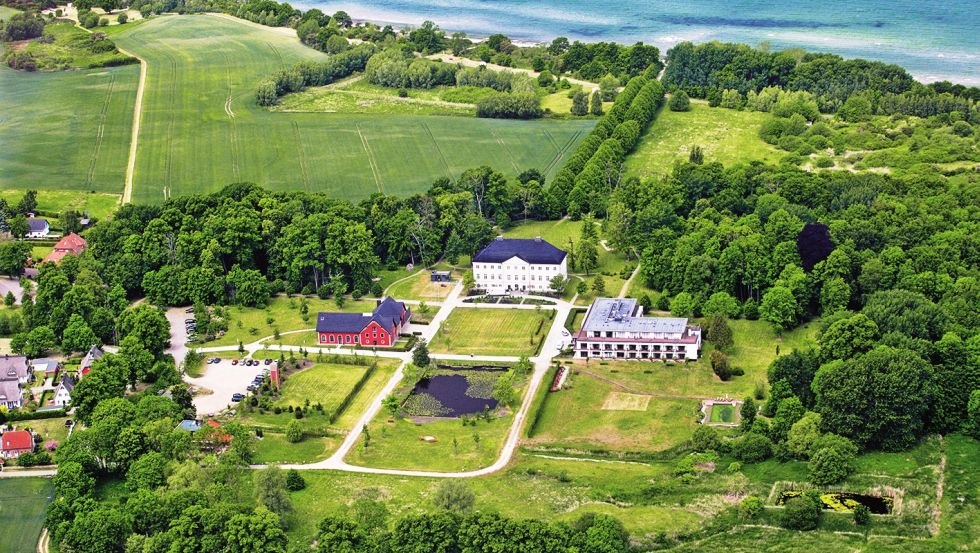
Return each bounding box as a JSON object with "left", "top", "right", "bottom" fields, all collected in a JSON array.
[{"left": 561, "top": 329, "right": 570, "bottom": 337}]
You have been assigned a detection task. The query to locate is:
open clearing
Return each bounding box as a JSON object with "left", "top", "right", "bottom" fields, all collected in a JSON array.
[
  {"left": 0, "top": 478, "right": 52, "bottom": 553},
  {"left": 103, "top": 14, "right": 592, "bottom": 203},
  {"left": 275, "top": 361, "right": 369, "bottom": 413},
  {"left": 0, "top": 64, "right": 138, "bottom": 193},
  {"left": 625, "top": 101, "right": 782, "bottom": 178},
  {"left": 429, "top": 307, "right": 549, "bottom": 356}
]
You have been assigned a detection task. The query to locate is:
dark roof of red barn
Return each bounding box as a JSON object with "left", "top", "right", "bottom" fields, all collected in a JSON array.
[{"left": 316, "top": 297, "right": 406, "bottom": 334}]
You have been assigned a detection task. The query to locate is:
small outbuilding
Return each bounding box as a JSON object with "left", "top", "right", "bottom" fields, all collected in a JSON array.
[{"left": 430, "top": 270, "right": 451, "bottom": 283}]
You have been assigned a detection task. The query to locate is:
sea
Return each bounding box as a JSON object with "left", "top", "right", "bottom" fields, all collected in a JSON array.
[{"left": 302, "top": 0, "right": 980, "bottom": 86}]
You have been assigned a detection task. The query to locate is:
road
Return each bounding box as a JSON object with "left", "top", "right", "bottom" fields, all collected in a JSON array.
[{"left": 185, "top": 282, "right": 574, "bottom": 477}]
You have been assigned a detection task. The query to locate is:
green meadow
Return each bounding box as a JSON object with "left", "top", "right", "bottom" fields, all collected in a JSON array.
[
  {"left": 625, "top": 101, "right": 782, "bottom": 178},
  {"left": 102, "top": 14, "right": 592, "bottom": 203},
  {"left": 0, "top": 478, "right": 52, "bottom": 553}
]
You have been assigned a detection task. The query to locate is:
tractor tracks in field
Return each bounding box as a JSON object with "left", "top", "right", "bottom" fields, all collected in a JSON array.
[
  {"left": 86, "top": 72, "right": 115, "bottom": 187},
  {"left": 356, "top": 123, "right": 385, "bottom": 194}
]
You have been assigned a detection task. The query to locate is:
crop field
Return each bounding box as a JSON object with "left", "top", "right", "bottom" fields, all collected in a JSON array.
[
  {"left": 429, "top": 307, "right": 549, "bottom": 356},
  {"left": 100, "top": 14, "right": 593, "bottom": 203},
  {"left": 0, "top": 478, "right": 52, "bottom": 553},
  {"left": 625, "top": 101, "right": 783, "bottom": 179},
  {"left": 0, "top": 64, "right": 138, "bottom": 193}
]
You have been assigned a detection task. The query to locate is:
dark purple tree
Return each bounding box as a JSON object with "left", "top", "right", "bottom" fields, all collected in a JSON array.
[{"left": 797, "top": 223, "right": 833, "bottom": 272}]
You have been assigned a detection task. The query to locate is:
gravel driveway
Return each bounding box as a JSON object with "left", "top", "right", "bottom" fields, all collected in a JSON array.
[
  {"left": 0, "top": 277, "right": 24, "bottom": 305},
  {"left": 165, "top": 307, "right": 193, "bottom": 367}
]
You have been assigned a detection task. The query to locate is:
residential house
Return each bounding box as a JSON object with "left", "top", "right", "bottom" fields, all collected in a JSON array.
[
  {"left": 316, "top": 296, "right": 410, "bottom": 347},
  {"left": 31, "top": 358, "right": 60, "bottom": 378},
  {"left": 25, "top": 216, "right": 50, "bottom": 239},
  {"left": 472, "top": 237, "right": 567, "bottom": 294},
  {"left": 0, "top": 355, "right": 31, "bottom": 385},
  {"left": 43, "top": 232, "right": 88, "bottom": 264},
  {"left": 0, "top": 380, "right": 23, "bottom": 410},
  {"left": 0, "top": 430, "right": 34, "bottom": 459},
  {"left": 53, "top": 375, "right": 76, "bottom": 407},
  {"left": 574, "top": 298, "right": 702, "bottom": 361},
  {"left": 80, "top": 345, "right": 104, "bottom": 378}
]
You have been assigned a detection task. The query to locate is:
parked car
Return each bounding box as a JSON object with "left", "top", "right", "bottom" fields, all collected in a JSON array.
[
  {"left": 264, "top": 358, "right": 273, "bottom": 365},
  {"left": 185, "top": 307, "right": 194, "bottom": 313},
  {"left": 231, "top": 393, "right": 244, "bottom": 402},
  {"left": 561, "top": 329, "right": 570, "bottom": 337},
  {"left": 231, "top": 359, "right": 238, "bottom": 365}
]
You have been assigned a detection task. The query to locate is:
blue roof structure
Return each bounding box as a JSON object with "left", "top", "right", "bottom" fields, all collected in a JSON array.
[
  {"left": 315, "top": 297, "right": 409, "bottom": 334},
  {"left": 177, "top": 420, "right": 201, "bottom": 432},
  {"left": 472, "top": 237, "right": 566, "bottom": 265}
]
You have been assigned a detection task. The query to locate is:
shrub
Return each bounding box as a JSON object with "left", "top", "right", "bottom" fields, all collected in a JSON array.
[
  {"left": 780, "top": 493, "right": 822, "bottom": 530},
  {"left": 853, "top": 504, "right": 871, "bottom": 526},
  {"left": 711, "top": 350, "right": 731, "bottom": 381},
  {"left": 286, "top": 419, "right": 303, "bottom": 443},
  {"left": 739, "top": 496, "right": 763, "bottom": 519},
  {"left": 668, "top": 90, "right": 691, "bottom": 111},
  {"left": 691, "top": 425, "right": 720, "bottom": 452},
  {"left": 732, "top": 433, "right": 773, "bottom": 463},
  {"left": 808, "top": 445, "right": 855, "bottom": 485},
  {"left": 433, "top": 480, "right": 475, "bottom": 513},
  {"left": 117, "top": 13, "right": 128, "bottom": 24},
  {"left": 285, "top": 469, "right": 306, "bottom": 491}
]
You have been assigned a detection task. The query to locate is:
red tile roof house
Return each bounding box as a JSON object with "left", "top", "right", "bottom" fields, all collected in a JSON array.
[
  {"left": 43, "top": 232, "right": 88, "bottom": 264},
  {"left": 1, "top": 430, "right": 35, "bottom": 459},
  {"left": 316, "top": 297, "right": 410, "bottom": 347}
]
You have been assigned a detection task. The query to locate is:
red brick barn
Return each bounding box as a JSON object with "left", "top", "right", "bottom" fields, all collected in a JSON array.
[{"left": 316, "top": 297, "right": 410, "bottom": 347}]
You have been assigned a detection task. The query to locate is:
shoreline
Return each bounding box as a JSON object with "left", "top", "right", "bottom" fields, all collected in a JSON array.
[{"left": 295, "top": 2, "right": 980, "bottom": 86}]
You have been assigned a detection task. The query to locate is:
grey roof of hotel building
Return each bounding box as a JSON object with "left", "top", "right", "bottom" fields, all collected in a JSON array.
[{"left": 582, "top": 298, "right": 689, "bottom": 334}]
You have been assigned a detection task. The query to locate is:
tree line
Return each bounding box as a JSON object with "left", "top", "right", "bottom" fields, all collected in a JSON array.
[
  {"left": 255, "top": 43, "right": 376, "bottom": 106},
  {"left": 663, "top": 41, "right": 980, "bottom": 114}
]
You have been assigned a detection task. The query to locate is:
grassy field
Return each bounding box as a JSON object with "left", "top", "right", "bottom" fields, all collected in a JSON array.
[
  {"left": 429, "top": 307, "right": 550, "bottom": 356},
  {"left": 0, "top": 190, "right": 120, "bottom": 220},
  {"left": 0, "top": 6, "right": 20, "bottom": 20},
  {"left": 344, "top": 410, "right": 513, "bottom": 472},
  {"left": 386, "top": 269, "right": 457, "bottom": 301},
  {"left": 206, "top": 296, "right": 377, "bottom": 347},
  {"left": 0, "top": 478, "right": 52, "bottom": 553},
  {"left": 274, "top": 77, "right": 477, "bottom": 116},
  {"left": 101, "top": 14, "right": 593, "bottom": 203},
  {"left": 253, "top": 432, "right": 340, "bottom": 464},
  {"left": 625, "top": 101, "right": 782, "bottom": 179},
  {"left": 0, "top": 63, "right": 138, "bottom": 193},
  {"left": 19, "top": 416, "right": 72, "bottom": 444}
]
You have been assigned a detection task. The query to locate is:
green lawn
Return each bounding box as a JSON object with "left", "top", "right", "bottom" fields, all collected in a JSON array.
[
  {"left": 528, "top": 367, "right": 699, "bottom": 453},
  {"left": 102, "top": 14, "right": 593, "bottom": 202},
  {"left": 274, "top": 80, "right": 477, "bottom": 116},
  {"left": 0, "top": 190, "right": 120, "bottom": 220},
  {"left": 0, "top": 6, "right": 20, "bottom": 20},
  {"left": 429, "top": 307, "right": 550, "bottom": 356},
  {"left": 253, "top": 432, "right": 340, "bottom": 464},
  {"left": 625, "top": 101, "right": 782, "bottom": 179},
  {"left": 205, "top": 296, "right": 377, "bottom": 347},
  {"left": 386, "top": 269, "right": 457, "bottom": 302},
  {"left": 0, "top": 478, "right": 52, "bottom": 553},
  {"left": 19, "top": 416, "right": 72, "bottom": 444},
  {"left": 275, "top": 362, "right": 369, "bottom": 413},
  {"left": 344, "top": 411, "right": 513, "bottom": 472},
  {"left": 0, "top": 63, "right": 138, "bottom": 193}
]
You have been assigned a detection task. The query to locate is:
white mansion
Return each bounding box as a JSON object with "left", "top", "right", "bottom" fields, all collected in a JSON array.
[
  {"left": 574, "top": 298, "right": 702, "bottom": 361},
  {"left": 472, "top": 237, "right": 568, "bottom": 294}
]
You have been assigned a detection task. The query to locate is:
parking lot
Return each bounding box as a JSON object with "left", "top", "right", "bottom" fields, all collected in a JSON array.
[{"left": 185, "top": 358, "right": 271, "bottom": 416}]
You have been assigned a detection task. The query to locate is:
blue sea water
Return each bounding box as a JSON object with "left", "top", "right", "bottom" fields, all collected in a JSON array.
[{"left": 303, "top": 0, "right": 980, "bottom": 85}]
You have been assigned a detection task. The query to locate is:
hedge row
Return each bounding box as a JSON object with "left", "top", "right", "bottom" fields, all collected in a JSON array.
[
  {"left": 256, "top": 44, "right": 377, "bottom": 106},
  {"left": 524, "top": 365, "right": 560, "bottom": 438},
  {"left": 327, "top": 361, "right": 377, "bottom": 423}
]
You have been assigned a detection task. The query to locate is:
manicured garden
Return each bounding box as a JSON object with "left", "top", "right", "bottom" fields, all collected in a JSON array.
[{"left": 429, "top": 307, "right": 551, "bottom": 356}]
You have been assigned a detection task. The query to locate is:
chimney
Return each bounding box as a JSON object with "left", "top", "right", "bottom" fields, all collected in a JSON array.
[{"left": 534, "top": 236, "right": 542, "bottom": 242}]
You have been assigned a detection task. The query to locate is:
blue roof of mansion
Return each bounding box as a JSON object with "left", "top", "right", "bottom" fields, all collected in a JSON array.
[{"left": 472, "top": 237, "right": 566, "bottom": 265}]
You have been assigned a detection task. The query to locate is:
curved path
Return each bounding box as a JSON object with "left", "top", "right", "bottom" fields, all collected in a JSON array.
[{"left": 189, "top": 283, "right": 572, "bottom": 478}]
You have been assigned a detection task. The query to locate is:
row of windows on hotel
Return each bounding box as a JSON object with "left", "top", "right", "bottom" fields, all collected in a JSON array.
[
  {"left": 476, "top": 274, "right": 553, "bottom": 281},
  {"left": 473, "top": 264, "right": 559, "bottom": 270},
  {"left": 580, "top": 351, "right": 687, "bottom": 359},
  {"left": 578, "top": 343, "right": 690, "bottom": 352}
]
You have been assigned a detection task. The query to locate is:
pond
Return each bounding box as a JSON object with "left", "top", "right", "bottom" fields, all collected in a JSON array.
[
  {"left": 405, "top": 374, "right": 499, "bottom": 417},
  {"left": 778, "top": 491, "right": 892, "bottom": 514}
]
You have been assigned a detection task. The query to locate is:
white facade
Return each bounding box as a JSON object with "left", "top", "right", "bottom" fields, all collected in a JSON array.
[
  {"left": 474, "top": 256, "right": 568, "bottom": 294},
  {"left": 53, "top": 384, "right": 72, "bottom": 407},
  {"left": 574, "top": 298, "right": 702, "bottom": 361}
]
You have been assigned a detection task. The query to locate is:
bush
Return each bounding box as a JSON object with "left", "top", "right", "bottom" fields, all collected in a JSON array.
[
  {"left": 286, "top": 419, "right": 303, "bottom": 443},
  {"left": 285, "top": 469, "right": 306, "bottom": 491},
  {"left": 732, "top": 433, "right": 773, "bottom": 463},
  {"left": 853, "top": 504, "right": 871, "bottom": 526},
  {"left": 433, "top": 480, "right": 475, "bottom": 513},
  {"left": 808, "top": 445, "right": 855, "bottom": 485},
  {"left": 117, "top": 13, "right": 128, "bottom": 24},
  {"left": 476, "top": 93, "right": 543, "bottom": 119},
  {"left": 668, "top": 90, "right": 691, "bottom": 111},
  {"left": 691, "top": 425, "right": 720, "bottom": 452},
  {"left": 711, "top": 350, "right": 731, "bottom": 381},
  {"left": 781, "top": 493, "right": 822, "bottom": 530}
]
